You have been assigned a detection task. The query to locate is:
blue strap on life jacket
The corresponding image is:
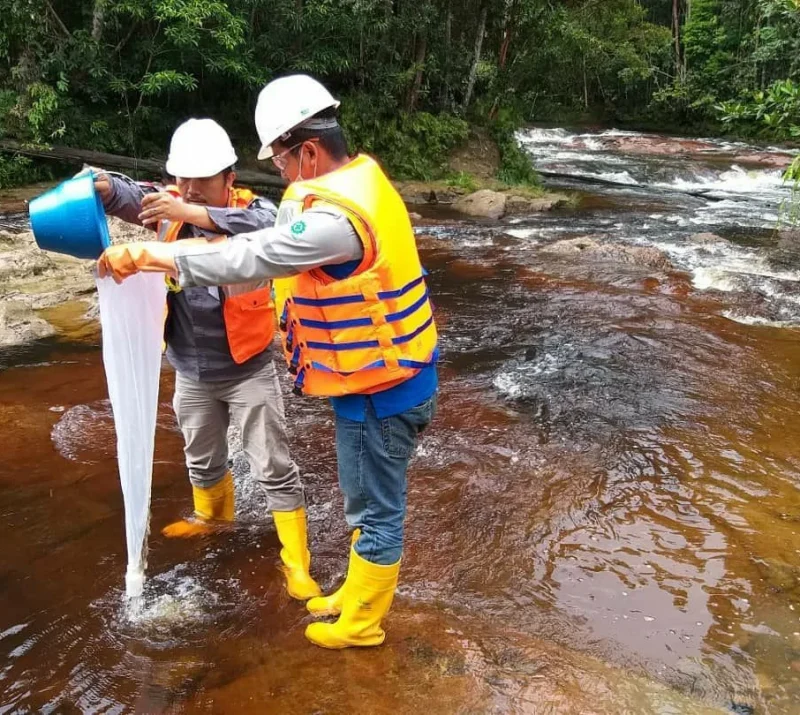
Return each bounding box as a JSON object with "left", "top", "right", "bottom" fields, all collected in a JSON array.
[
  {"left": 308, "top": 349, "right": 438, "bottom": 376},
  {"left": 298, "top": 290, "right": 430, "bottom": 331},
  {"left": 304, "top": 315, "right": 434, "bottom": 352},
  {"left": 291, "top": 274, "right": 426, "bottom": 308},
  {"left": 292, "top": 367, "right": 307, "bottom": 395}
]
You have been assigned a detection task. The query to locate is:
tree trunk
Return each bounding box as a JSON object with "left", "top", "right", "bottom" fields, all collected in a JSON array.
[
  {"left": 462, "top": 3, "right": 489, "bottom": 113},
  {"left": 583, "top": 55, "right": 589, "bottom": 108},
  {"left": 0, "top": 140, "right": 286, "bottom": 190},
  {"left": 91, "top": 0, "right": 106, "bottom": 42},
  {"left": 498, "top": 0, "right": 517, "bottom": 71},
  {"left": 672, "top": 0, "right": 683, "bottom": 81},
  {"left": 406, "top": 33, "right": 428, "bottom": 113},
  {"left": 489, "top": 0, "right": 517, "bottom": 120},
  {"left": 683, "top": 0, "right": 690, "bottom": 76},
  {"left": 439, "top": 0, "right": 453, "bottom": 111}
]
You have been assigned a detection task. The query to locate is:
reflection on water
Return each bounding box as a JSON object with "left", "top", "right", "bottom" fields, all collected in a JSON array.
[{"left": 2, "top": 128, "right": 800, "bottom": 713}]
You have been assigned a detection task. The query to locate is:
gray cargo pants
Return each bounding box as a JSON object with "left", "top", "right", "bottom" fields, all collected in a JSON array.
[{"left": 172, "top": 359, "right": 304, "bottom": 512}]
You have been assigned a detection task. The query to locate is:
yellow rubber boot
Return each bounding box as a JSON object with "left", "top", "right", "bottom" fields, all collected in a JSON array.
[
  {"left": 162, "top": 471, "right": 235, "bottom": 538},
  {"left": 307, "top": 529, "right": 360, "bottom": 617},
  {"left": 305, "top": 547, "right": 400, "bottom": 649},
  {"left": 273, "top": 508, "right": 322, "bottom": 601}
]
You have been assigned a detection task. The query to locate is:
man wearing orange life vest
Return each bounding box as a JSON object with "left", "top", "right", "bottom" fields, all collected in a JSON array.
[
  {"left": 97, "top": 76, "right": 438, "bottom": 649},
  {"left": 93, "top": 117, "right": 321, "bottom": 602}
]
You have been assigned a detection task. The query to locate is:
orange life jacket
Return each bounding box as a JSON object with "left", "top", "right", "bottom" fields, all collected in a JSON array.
[
  {"left": 160, "top": 186, "right": 275, "bottom": 364},
  {"left": 273, "top": 155, "right": 437, "bottom": 397}
]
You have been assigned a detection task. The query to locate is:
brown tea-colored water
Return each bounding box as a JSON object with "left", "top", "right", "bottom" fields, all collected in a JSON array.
[{"left": 2, "top": 130, "right": 800, "bottom": 713}]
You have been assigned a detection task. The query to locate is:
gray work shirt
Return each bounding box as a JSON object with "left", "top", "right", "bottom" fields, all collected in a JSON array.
[
  {"left": 103, "top": 175, "right": 279, "bottom": 381},
  {"left": 174, "top": 209, "right": 364, "bottom": 288}
]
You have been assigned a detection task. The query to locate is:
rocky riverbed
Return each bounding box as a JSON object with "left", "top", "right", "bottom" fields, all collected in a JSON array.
[{"left": 0, "top": 217, "right": 150, "bottom": 346}]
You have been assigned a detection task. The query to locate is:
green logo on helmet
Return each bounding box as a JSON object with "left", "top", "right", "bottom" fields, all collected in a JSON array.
[{"left": 290, "top": 220, "right": 307, "bottom": 236}]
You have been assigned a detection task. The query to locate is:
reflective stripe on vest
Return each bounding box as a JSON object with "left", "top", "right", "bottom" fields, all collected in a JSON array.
[
  {"left": 161, "top": 186, "right": 275, "bottom": 364},
  {"left": 273, "top": 154, "right": 437, "bottom": 397}
]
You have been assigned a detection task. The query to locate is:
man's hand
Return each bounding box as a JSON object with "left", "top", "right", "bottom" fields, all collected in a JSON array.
[
  {"left": 93, "top": 173, "right": 112, "bottom": 203},
  {"left": 96, "top": 243, "right": 178, "bottom": 284},
  {"left": 79, "top": 165, "right": 112, "bottom": 204},
  {"left": 138, "top": 191, "right": 193, "bottom": 226}
]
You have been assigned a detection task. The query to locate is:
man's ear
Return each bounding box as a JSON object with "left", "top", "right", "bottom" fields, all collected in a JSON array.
[
  {"left": 226, "top": 171, "right": 237, "bottom": 189},
  {"left": 306, "top": 141, "right": 319, "bottom": 172}
]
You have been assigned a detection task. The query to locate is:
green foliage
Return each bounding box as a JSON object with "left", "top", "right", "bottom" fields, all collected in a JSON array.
[
  {"left": 484, "top": 107, "right": 540, "bottom": 188},
  {"left": 502, "top": 0, "right": 672, "bottom": 122},
  {"left": 0, "top": 153, "right": 56, "bottom": 188},
  {"left": 654, "top": 0, "right": 800, "bottom": 130},
  {"left": 340, "top": 94, "right": 469, "bottom": 180},
  {"left": 719, "top": 79, "right": 800, "bottom": 138},
  {"left": 0, "top": 154, "right": 35, "bottom": 187},
  {"left": 446, "top": 171, "right": 479, "bottom": 193},
  {"left": 0, "top": 0, "right": 797, "bottom": 189}
]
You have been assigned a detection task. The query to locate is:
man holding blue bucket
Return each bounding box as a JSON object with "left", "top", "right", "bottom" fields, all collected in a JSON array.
[
  {"left": 97, "top": 76, "right": 438, "bottom": 649},
  {"left": 93, "top": 117, "right": 321, "bottom": 602}
]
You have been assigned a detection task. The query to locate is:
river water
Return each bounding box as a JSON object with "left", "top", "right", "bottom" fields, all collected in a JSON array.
[{"left": 1, "top": 129, "right": 799, "bottom": 713}]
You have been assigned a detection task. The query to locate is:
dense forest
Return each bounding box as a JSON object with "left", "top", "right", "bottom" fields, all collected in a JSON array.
[{"left": 0, "top": 0, "right": 798, "bottom": 186}]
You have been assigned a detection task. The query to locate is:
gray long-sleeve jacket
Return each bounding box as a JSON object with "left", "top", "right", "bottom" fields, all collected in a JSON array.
[
  {"left": 174, "top": 209, "right": 365, "bottom": 288},
  {"left": 103, "top": 175, "right": 283, "bottom": 381}
]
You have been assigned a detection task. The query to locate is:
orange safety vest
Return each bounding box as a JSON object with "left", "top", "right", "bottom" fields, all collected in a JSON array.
[
  {"left": 160, "top": 186, "right": 275, "bottom": 364},
  {"left": 273, "top": 155, "right": 437, "bottom": 397}
]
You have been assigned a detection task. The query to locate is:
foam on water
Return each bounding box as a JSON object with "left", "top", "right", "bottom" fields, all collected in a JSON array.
[
  {"left": 504, "top": 227, "right": 540, "bottom": 240},
  {"left": 122, "top": 569, "right": 220, "bottom": 628},
  {"left": 655, "top": 165, "right": 786, "bottom": 196},
  {"left": 493, "top": 353, "right": 561, "bottom": 399},
  {"left": 586, "top": 170, "right": 639, "bottom": 185},
  {"left": 722, "top": 311, "right": 798, "bottom": 328},
  {"left": 692, "top": 268, "right": 741, "bottom": 292}
]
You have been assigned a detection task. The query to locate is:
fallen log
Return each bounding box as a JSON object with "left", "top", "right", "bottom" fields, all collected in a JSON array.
[{"left": 0, "top": 139, "right": 287, "bottom": 191}]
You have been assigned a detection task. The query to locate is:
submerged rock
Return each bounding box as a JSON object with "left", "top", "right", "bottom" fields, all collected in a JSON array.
[
  {"left": 542, "top": 236, "right": 673, "bottom": 270},
  {"left": 689, "top": 232, "right": 729, "bottom": 245},
  {"left": 767, "top": 229, "right": 800, "bottom": 270}
]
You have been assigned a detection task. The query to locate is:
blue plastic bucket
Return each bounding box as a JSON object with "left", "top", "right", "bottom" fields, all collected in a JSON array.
[{"left": 29, "top": 172, "right": 111, "bottom": 260}]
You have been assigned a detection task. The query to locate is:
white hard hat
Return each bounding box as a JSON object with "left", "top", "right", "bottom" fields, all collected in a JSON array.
[
  {"left": 255, "top": 75, "right": 341, "bottom": 160},
  {"left": 165, "top": 118, "right": 238, "bottom": 178}
]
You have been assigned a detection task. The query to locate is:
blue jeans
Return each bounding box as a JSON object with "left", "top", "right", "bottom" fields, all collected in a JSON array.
[{"left": 335, "top": 395, "right": 436, "bottom": 565}]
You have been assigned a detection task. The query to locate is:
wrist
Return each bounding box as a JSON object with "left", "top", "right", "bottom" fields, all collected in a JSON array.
[{"left": 185, "top": 203, "right": 211, "bottom": 227}]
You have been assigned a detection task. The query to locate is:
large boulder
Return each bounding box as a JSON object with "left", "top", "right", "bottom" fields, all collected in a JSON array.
[
  {"left": 453, "top": 189, "right": 508, "bottom": 219},
  {"left": 505, "top": 193, "right": 570, "bottom": 215},
  {"left": 0, "top": 300, "right": 56, "bottom": 346},
  {"left": 542, "top": 236, "right": 672, "bottom": 270}
]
